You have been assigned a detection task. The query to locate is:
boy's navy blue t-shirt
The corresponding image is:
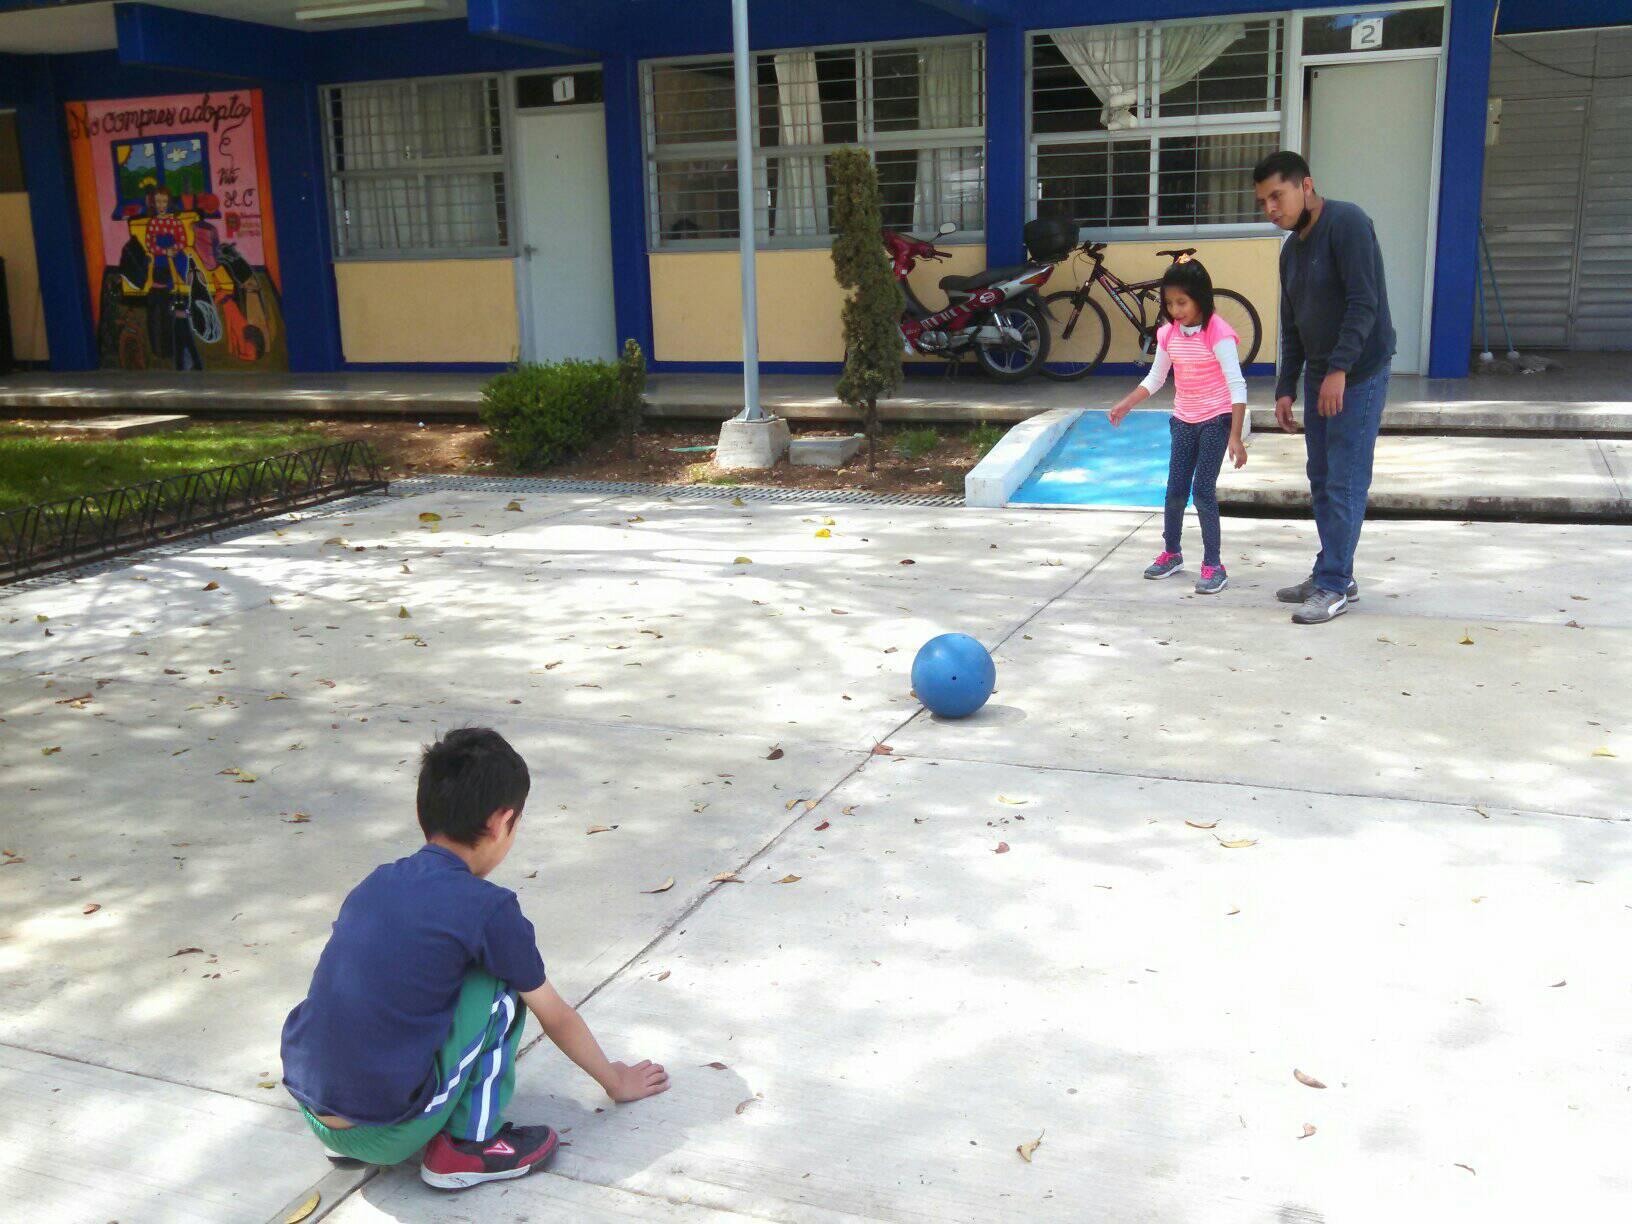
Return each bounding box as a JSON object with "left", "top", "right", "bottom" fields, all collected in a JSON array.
[{"left": 280, "top": 844, "right": 546, "bottom": 1125}]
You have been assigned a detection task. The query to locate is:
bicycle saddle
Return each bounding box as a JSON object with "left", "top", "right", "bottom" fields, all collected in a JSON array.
[
  {"left": 939, "top": 265, "right": 1030, "bottom": 293},
  {"left": 1157, "top": 248, "right": 1197, "bottom": 261}
]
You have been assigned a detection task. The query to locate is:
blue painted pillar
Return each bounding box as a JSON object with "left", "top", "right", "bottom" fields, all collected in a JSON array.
[
  {"left": 261, "top": 80, "right": 344, "bottom": 371},
  {"left": 1427, "top": 0, "right": 1497, "bottom": 378},
  {"left": 602, "top": 55, "right": 654, "bottom": 361},
  {"left": 984, "top": 22, "right": 1027, "bottom": 266},
  {"left": 15, "top": 57, "right": 97, "bottom": 370}
]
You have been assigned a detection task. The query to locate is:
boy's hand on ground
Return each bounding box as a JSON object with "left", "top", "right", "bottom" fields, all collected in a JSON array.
[
  {"left": 1274, "top": 396, "right": 1296, "bottom": 432},
  {"left": 606, "top": 1059, "right": 669, "bottom": 1103},
  {"left": 1228, "top": 436, "right": 1248, "bottom": 469}
]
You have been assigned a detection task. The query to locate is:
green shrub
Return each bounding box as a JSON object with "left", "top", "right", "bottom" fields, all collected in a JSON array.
[
  {"left": 894, "top": 426, "right": 940, "bottom": 460},
  {"left": 615, "top": 339, "right": 647, "bottom": 459},
  {"left": 968, "top": 422, "right": 1003, "bottom": 457},
  {"left": 480, "top": 360, "right": 620, "bottom": 469}
]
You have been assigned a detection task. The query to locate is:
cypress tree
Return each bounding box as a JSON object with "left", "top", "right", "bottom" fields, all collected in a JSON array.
[{"left": 829, "top": 148, "right": 904, "bottom": 471}]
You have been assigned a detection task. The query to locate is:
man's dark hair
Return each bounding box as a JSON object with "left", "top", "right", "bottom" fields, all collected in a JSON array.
[
  {"left": 1161, "top": 257, "right": 1215, "bottom": 325},
  {"left": 1253, "top": 150, "right": 1312, "bottom": 186},
  {"left": 417, "top": 727, "right": 530, "bottom": 845}
]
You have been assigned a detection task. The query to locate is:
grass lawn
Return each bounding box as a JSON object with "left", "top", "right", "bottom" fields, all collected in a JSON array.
[{"left": 0, "top": 421, "right": 329, "bottom": 513}]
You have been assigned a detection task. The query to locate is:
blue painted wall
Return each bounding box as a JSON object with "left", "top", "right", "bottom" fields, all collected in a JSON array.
[{"left": 11, "top": 0, "right": 1625, "bottom": 376}]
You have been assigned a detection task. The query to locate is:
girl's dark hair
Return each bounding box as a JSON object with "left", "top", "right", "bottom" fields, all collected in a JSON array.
[
  {"left": 1161, "top": 258, "right": 1215, "bottom": 325},
  {"left": 417, "top": 727, "right": 530, "bottom": 845}
]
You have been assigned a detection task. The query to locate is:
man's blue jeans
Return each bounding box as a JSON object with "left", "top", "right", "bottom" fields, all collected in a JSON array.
[{"left": 1303, "top": 366, "right": 1389, "bottom": 595}]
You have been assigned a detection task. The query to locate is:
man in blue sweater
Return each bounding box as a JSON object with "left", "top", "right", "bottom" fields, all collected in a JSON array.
[{"left": 1254, "top": 151, "right": 1395, "bottom": 625}]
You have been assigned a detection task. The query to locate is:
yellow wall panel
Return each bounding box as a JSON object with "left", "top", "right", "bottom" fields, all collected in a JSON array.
[
  {"left": 650, "top": 245, "right": 988, "bottom": 364},
  {"left": 650, "top": 238, "right": 1281, "bottom": 369},
  {"left": 335, "top": 259, "right": 518, "bottom": 364},
  {"left": 0, "top": 193, "right": 48, "bottom": 362}
]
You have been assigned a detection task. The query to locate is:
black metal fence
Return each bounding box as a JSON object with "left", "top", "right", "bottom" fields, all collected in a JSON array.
[{"left": 0, "top": 440, "right": 387, "bottom": 584}]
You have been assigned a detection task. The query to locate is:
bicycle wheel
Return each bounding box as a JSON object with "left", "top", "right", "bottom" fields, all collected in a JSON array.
[
  {"left": 1211, "top": 289, "right": 1262, "bottom": 368},
  {"left": 973, "top": 300, "right": 1050, "bottom": 382},
  {"left": 1040, "top": 291, "right": 1112, "bottom": 381}
]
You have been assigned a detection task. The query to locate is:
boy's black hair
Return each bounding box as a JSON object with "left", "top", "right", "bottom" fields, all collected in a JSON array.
[
  {"left": 1161, "top": 258, "right": 1215, "bottom": 325},
  {"left": 1253, "top": 150, "right": 1312, "bottom": 185},
  {"left": 417, "top": 727, "right": 530, "bottom": 846}
]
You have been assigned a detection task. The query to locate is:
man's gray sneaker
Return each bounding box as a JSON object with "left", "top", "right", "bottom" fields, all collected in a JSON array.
[
  {"left": 1144, "top": 551, "right": 1183, "bottom": 580},
  {"left": 1291, "top": 589, "right": 1349, "bottom": 624},
  {"left": 1276, "top": 576, "right": 1359, "bottom": 604}
]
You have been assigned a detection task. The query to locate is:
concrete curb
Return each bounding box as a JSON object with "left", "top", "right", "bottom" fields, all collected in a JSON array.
[{"left": 964, "top": 407, "right": 1082, "bottom": 508}]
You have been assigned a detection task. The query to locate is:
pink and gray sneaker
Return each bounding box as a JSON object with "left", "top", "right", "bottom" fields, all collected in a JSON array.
[
  {"left": 1194, "top": 564, "right": 1228, "bottom": 594},
  {"left": 1144, "top": 551, "right": 1183, "bottom": 580}
]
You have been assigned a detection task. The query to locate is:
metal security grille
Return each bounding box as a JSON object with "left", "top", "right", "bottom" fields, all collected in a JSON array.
[
  {"left": 644, "top": 37, "right": 986, "bottom": 248},
  {"left": 1030, "top": 19, "right": 1283, "bottom": 231},
  {"left": 0, "top": 441, "right": 386, "bottom": 584},
  {"left": 1483, "top": 29, "right": 1632, "bottom": 350},
  {"left": 324, "top": 75, "right": 510, "bottom": 258}
]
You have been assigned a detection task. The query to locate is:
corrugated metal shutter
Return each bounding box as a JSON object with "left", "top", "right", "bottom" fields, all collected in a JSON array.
[
  {"left": 1573, "top": 32, "right": 1632, "bottom": 350},
  {"left": 1481, "top": 29, "right": 1632, "bottom": 351}
]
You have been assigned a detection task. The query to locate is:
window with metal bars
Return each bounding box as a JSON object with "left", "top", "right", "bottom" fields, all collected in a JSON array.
[
  {"left": 1030, "top": 18, "right": 1284, "bottom": 232},
  {"left": 644, "top": 37, "right": 985, "bottom": 249},
  {"left": 324, "top": 75, "right": 510, "bottom": 259}
]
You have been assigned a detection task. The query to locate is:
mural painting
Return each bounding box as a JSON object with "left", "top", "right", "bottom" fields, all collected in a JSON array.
[{"left": 67, "top": 90, "right": 288, "bottom": 371}]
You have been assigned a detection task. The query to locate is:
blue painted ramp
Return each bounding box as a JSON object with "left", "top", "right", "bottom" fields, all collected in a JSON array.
[{"left": 1009, "top": 411, "right": 1172, "bottom": 508}]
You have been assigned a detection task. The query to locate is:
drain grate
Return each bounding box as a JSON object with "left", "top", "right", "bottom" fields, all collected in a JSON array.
[{"left": 392, "top": 475, "right": 965, "bottom": 508}]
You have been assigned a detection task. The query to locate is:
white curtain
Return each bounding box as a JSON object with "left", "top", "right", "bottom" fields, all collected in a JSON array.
[
  {"left": 1197, "top": 131, "right": 1265, "bottom": 223},
  {"left": 1156, "top": 23, "right": 1247, "bottom": 100},
  {"left": 415, "top": 78, "right": 498, "bottom": 249},
  {"left": 914, "top": 42, "right": 981, "bottom": 232},
  {"left": 772, "top": 51, "right": 827, "bottom": 238},
  {"left": 1050, "top": 28, "right": 1142, "bottom": 131},
  {"left": 1050, "top": 22, "right": 1245, "bottom": 131},
  {"left": 336, "top": 83, "right": 424, "bottom": 253}
]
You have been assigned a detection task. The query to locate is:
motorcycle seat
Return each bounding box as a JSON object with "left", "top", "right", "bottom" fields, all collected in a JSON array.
[{"left": 939, "top": 265, "right": 1031, "bottom": 294}]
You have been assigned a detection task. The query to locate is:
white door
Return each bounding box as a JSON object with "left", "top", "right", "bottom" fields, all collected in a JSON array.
[
  {"left": 1308, "top": 59, "right": 1438, "bottom": 374},
  {"left": 517, "top": 108, "right": 616, "bottom": 362}
]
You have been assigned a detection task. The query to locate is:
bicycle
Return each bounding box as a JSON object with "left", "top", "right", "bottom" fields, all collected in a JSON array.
[{"left": 1040, "top": 242, "right": 1262, "bottom": 381}]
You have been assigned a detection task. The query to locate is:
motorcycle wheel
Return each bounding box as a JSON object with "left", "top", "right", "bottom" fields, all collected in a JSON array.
[
  {"left": 973, "top": 300, "right": 1049, "bottom": 382},
  {"left": 1039, "top": 291, "right": 1112, "bottom": 381}
]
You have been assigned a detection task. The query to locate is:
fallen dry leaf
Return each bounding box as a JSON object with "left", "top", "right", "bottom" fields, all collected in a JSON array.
[
  {"left": 627, "top": 515, "right": 645, "bottom": 524},
  {"left": 1017, "top": 1132, "right": 1044, "bottom": 1163},
  {"left": 1226, "top": 908, "right": 1241, "bottom": 916},
  {"left": 900, "top": 558, "right": 915, "bottom": 565},
  {"left": 1293, "top": 1069, "right": 1326, "bottom": 1089},
  {"left": 813, "top": 821, "right": 830, "bottom": 832},
  {"left": 871, "top": 743, "right": 893, "bottom": 755},
  {"left": 702, "top": 1061, "right": 729, "bottom": 1070},
  {"left": 284, "top": 813, "right": 311, "bottom": 824},
  {"left": 814, "top": 528, "right": 831, "bottom": 539},
  {"left": 734, "top": 1094, "right": 761, "bottom": 1115},
  {"left": 655, "top": 970, "right": 671, "bottom": 981},
  {"left": 1591, "top": 747, "right": 1616, "bottom": 758},
  {"left": 1459, "top": 631, "right": 1474, "bottom": 645},
  {"left": 202, "top": 581, "right": 220, "bottom": 592},
  {"left": 505, "top": 501, "right": 523, "bottom": 512},
  {"left": 730, "top": 496, "right": 746, "bottom": 507},
  {"left": 585, "top": 825, "right": 617, "bottom": 835},
  {"left": 398, "top": 606, "right": 411, "bottom": 619},
  {"left": 711, "top": 872, "right": 743, "bottom": 884},
  {"left": 266, "top": 693, "right": 290, "bottom": 702},
  {"left": 776, "top": 874, "right": 802, "bottom": 884},
  {"left": 1455, "top": 1163, "right": 1476, "bottom": 1175},
  {"left": 1216, "top": 837, "right": 1257, "bottom": 849},
  {"left": 1550, "top": 979, "right": 1567, "bottom": 988},
  {"left": 82, "top": 903, "right": 100, "bottom": 915},
  {"left": 733, "top": 556, "right": 753, "bottom": 565},
  {"left": 418, "top": 511, "right": 442, "bottom": 524},
  {"left": 1186, "top": 820, "right": 1219, "bottom": 830},
  {"left": 257, "top": 1079, "right": 278, "bottom": 1090},
  {"left": 766, "top": 747, "right": 784, "bottom": 760},
  {"left": 641, "top": 877, "right": 675, "bottom": 894},
  {"left": 994, "top": 842, "right": 1010, "bottom": 854},
  {"left": 35, "top": 614, "right": 48, "bottom": 623},
  {"left": 997, "top": 795, "right": 1027, "bottom": 805},
  {"left": 170, "top": 947, "right": 204, "bottom": 957},
  {"left": 1299, "top": 1124, "right": 1317, "bottom": 1139},
  {"left": 283, "top": 1190, "right": 321, "bottom": 1224},
  {"left": 41, "top": 746, "right": 61, "bottom": 756}
]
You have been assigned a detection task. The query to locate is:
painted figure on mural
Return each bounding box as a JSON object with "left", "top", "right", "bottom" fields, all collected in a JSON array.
[{"left": 68, "top": 91, "right": 289, "bottom": 372}]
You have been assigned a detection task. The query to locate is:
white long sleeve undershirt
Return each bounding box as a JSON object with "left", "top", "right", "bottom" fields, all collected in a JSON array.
[{"left": 1138, "top": 324, "right": 1248, "bottom": 406}]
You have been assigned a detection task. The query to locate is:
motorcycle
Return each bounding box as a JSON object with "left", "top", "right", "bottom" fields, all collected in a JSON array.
[{"left": 881, "top": 217, "right": 1076, "bottom": 382}]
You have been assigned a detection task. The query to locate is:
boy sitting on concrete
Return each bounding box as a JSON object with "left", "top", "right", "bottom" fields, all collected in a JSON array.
[{"left": 280, "top": 727, "right": 668, "bottom": 1189}]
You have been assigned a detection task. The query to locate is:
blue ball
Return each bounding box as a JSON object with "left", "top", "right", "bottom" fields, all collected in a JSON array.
[{"left": 911, "top": 633, "right": 996, "bottom": 719}]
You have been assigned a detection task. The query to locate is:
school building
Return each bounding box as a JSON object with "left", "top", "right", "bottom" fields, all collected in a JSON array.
[{"left": 0, "top": 0, "right": 1625, "bottom": 383}]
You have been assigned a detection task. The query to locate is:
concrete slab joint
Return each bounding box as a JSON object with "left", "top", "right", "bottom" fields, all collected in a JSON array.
[{"left": 714, "top": 415, "right": 792, "bottom": 471}]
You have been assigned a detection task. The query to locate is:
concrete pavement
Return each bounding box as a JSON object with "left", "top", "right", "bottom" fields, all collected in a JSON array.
[{"left": 1, "top": 488, "right": 1627, "bottom": 1221}]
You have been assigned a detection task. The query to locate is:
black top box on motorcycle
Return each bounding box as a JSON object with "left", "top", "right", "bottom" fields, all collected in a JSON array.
[{"left": 1023, "top": 217, "right": 1077, "bottom": 264}]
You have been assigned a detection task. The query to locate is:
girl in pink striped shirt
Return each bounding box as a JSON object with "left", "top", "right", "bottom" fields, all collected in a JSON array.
[{"left": 1109, "top": 260, "right": 1249, "bottom": 595}]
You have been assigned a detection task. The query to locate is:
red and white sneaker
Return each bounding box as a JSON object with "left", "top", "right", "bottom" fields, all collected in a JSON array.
[{"left": 419, "top": 1122, "right": 560, "bottom": 1189}]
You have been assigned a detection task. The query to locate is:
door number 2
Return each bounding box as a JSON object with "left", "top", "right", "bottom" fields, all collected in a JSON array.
[{"left": 1351, "top": 17, "right": 1384, "bottom": 50}]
